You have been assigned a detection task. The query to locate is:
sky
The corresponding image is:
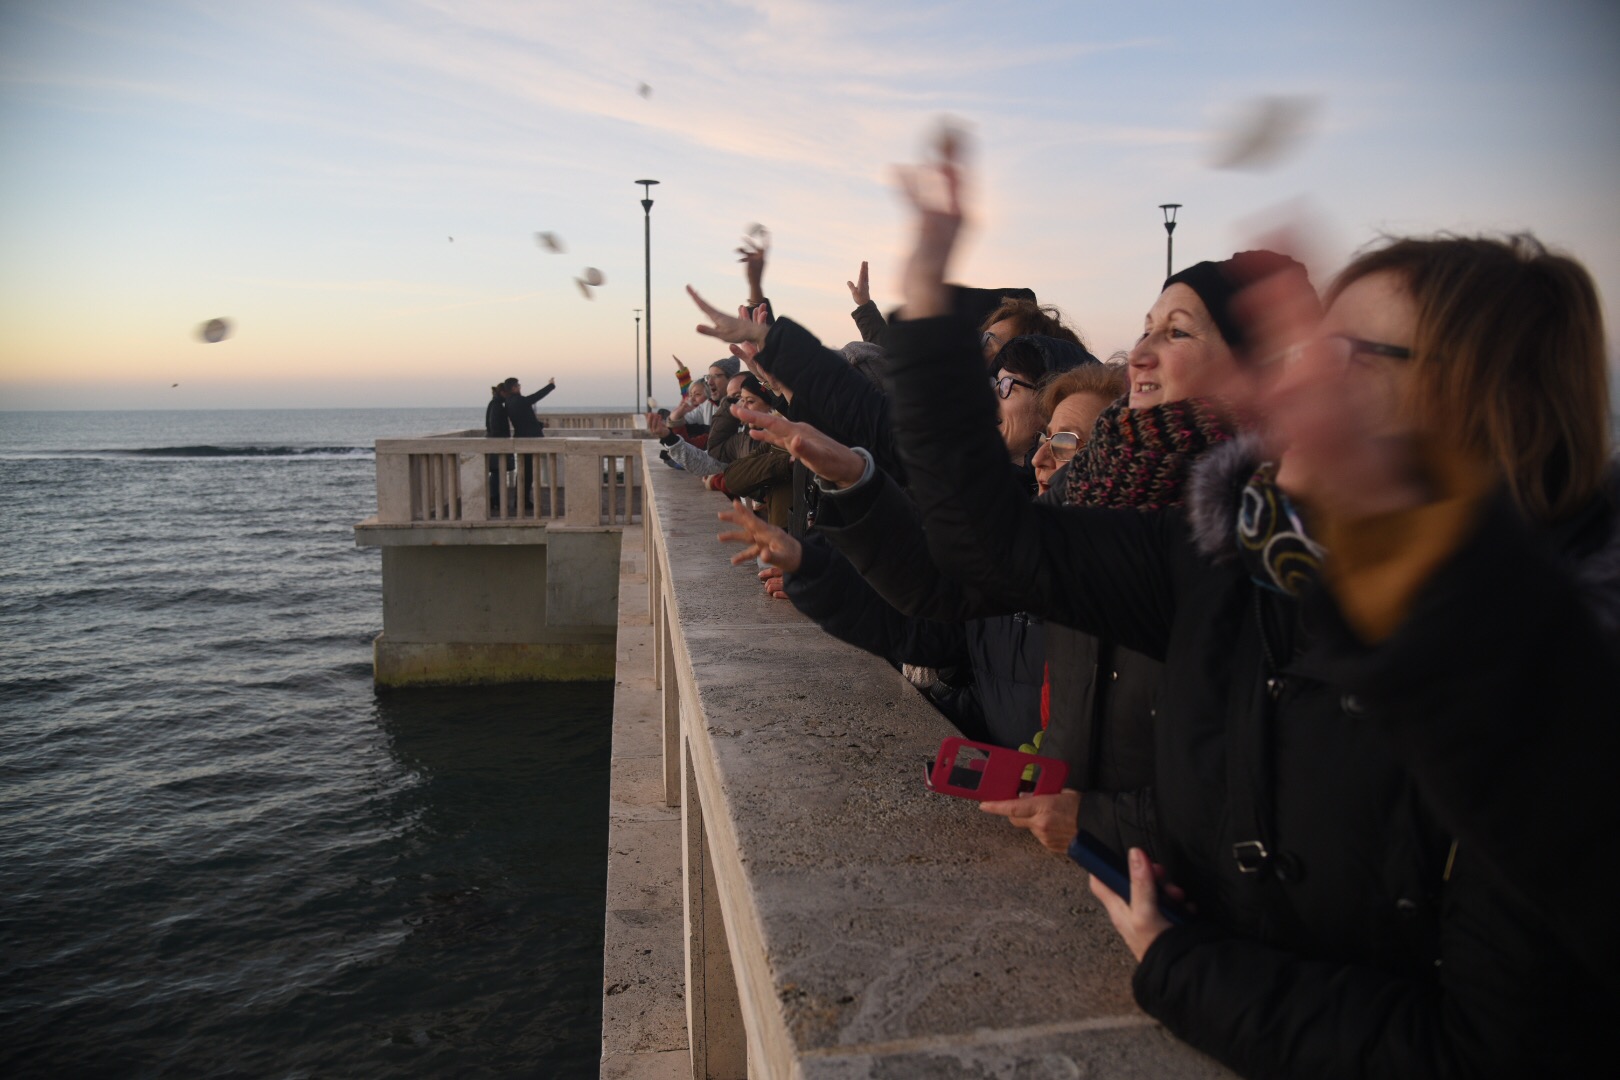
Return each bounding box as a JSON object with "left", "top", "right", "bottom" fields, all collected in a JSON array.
[{"left": 1, "top": 0, "right": 1617, "bottom": 411}]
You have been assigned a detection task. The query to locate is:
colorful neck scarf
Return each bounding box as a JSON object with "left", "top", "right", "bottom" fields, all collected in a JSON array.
[
  {"left": 1062, "top": 396, "right": 1235, "bottom": 510},
  {"left": 1236, "top": 462, "right": 1325, "bottom": 596}
]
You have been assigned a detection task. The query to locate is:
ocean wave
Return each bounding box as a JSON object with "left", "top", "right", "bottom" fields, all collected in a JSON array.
[
  {"left": 0, "top": 445, "right": 375, "bottom": 461},
  {"left": 111, "top": 445, "right": 375, "bottom": 459}
]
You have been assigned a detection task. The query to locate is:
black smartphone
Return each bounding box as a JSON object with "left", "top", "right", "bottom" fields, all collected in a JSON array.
[{"left": 1068, "top": 830, "right": 1191, "bottom": 926}]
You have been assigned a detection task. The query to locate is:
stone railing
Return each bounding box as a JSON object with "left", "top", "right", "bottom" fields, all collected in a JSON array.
[
  {"left": 374, "top": 434, "right": 647, "bottom": 527},
  {"left": 633, "top": 442, "right": 1228, "bottom": 1078}
]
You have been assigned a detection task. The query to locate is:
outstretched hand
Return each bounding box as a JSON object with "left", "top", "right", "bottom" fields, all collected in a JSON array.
[
  {"left": 979, "top": 788, "right": 1081, "bottom": 853},
  {"left": 688, "top": 286, "right": 769, "bottom": 345},
  {"left": 847, "top": 260, "right": 871, "bottom": 306},
  {"left": 717, "top": 498, "right": 803, "bottom": 574},
  {"left": 758, "top": 565, "right": 790, "bottom": 600},
  {"left": 732, "top": 407, "right": 865, "bottom": 488},
  {"left": 645, "top": 410, "right": 671, "bottom": 438},
  {"left": 896, "top": 122, "right": 968, "bottom": 320},
  {"left": 729, "top": 304, "right": 771, "bottom": 367},
  {"left": 737, "top": 236, "right": 767, "bottom": 298}
]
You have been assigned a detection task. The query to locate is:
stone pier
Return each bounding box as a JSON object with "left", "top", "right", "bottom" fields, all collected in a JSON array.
[{"left": 598, "top": 444, "right": 1231, "bottom": 1079}]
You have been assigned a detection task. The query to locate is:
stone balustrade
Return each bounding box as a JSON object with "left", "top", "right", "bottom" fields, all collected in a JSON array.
[
  {"left": 605, "top": 442, "right": 1231, "bottom": 1078},
  {"left": 373, "top": 431, "right": 647, "bottom": 527}
]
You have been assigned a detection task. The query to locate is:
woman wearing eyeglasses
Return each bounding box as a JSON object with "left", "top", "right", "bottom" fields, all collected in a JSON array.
[
  {"left": 880, "top": 136, "right": 1617, "bottom": 1075},
  {"left": 988, "top": 334, "right": 1099, "bottom": 493},
  {"left": 1029, "top": 365, "right": 1126, "bottom": 496}
]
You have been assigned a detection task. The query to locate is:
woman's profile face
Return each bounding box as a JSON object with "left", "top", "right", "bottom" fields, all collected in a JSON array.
[
  {"left": 1127, "top": 284, "right": 1236, "bottom": 408},
  {"left": 1033, "top": 391, "right": 1110, "bottom": 495}
]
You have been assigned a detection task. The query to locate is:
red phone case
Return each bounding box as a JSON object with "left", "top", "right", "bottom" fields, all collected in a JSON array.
[{"left": 925, "top": 736, "right": 1069, "bottom": 801}]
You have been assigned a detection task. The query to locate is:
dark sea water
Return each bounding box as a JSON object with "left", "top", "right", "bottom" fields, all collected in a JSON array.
[{"left": 0, "top": 409, "right": 615, "bottom": 1079}]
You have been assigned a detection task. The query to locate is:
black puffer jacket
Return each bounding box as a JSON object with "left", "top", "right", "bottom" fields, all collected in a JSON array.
[
  {"left": 874, "top": 311, "right": 1611, "bottom": 1079},
  {"left": 757, "top": 317, "right": 905, "bottom": 483}
]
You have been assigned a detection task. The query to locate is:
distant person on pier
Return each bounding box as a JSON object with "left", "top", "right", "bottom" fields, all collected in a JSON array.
[
  {"left": 484, "top": 383, "right": 515, "bottom": 511},
  {"left": 501, "top": 376, "right": 555, "bottom": 513},
  {"left": 501, "top": 376, "right": 555, "bottom": 437}
]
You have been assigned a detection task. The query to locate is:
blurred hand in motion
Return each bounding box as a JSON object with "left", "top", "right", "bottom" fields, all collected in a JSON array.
[
  {"left": 896, "top": 122, "right": 968, "bottom": 320},
  {"left": 717, "top": 498, "right": 803, "bottom": 573},
  {"left": 730, "top": 305, "right": 771, "bottom": 367},
  {"left": 688, "top": 286, "right": 769, "bottom": 346},
  {"left": 1090, "top": 847, "right": 1186, "bottom": 962},
  {"left": 732, "top": 407, "right": 866, "bottom": 489},
  {"left": 978, "top": 789, "right": 1082, "bottom": 853},
  {"left": 546, "top": 377, "right": 556, "bottom": 387},
  {"left": 847, "top": 260, "right": 871, "bottom": 306},
  {"left": 758, "top": 565, "right": 790, "bottom": 600},
  {"left": 645, "top": 411, "right": 671, "bottom": 439},
  {"left": 737, "top": 237, "right": 767, "bottom": 299}
]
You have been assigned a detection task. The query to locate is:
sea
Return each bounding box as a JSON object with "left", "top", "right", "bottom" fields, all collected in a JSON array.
[{"left": 0, "top": 409, "right": 616, "bottom": 1079}]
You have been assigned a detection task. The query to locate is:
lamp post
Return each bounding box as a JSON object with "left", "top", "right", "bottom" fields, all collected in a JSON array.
[
  {"left": 636, "top": 179, "right": 659, "bottom": 405},
  {"left": 632, "top": 308, "right": 642, "bottom": 412},
  {"left": 1159, "top": 203, "right": 1181, "bottom": 279}
]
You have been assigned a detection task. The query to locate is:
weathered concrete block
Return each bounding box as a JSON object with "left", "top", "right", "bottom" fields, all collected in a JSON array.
[
  {"left": 372, "top": 635, "right": 614, "bottom": 686},
  {"left": 548, "top": 527, "right": 623, "bottom": 627}
]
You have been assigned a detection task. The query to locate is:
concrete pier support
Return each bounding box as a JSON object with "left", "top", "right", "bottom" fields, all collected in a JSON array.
[{"left": 355, "top": 522, "right": 620, "bottom": 686}]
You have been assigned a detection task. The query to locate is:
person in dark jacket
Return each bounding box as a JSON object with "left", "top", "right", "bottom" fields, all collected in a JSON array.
[
  {"left": 484, "top": 383, "right": 513, "bottom": 511},
  {"left": 500, "top": 375, "right": 554, "bottom": 511},
  {"left": 862, "top": 143, "right": 1615, "bottom": 1078},
  {"left": 501, "top": 376, "right": 554, "bottom": 437}
]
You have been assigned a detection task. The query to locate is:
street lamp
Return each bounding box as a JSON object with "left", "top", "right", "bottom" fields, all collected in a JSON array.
[
  {"left": 636, "top": 179, "right": 659, "bottom": 405},
  {"left": 633, "top": 308, "right": 642, "bottom": 412},
  {"left": 1159, "top": 203, "right": 1182, "bottom": 279}
]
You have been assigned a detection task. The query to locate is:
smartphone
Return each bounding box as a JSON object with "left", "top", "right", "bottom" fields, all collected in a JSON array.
[{"left": 1068, "top": 830, "right": 1191, "bottom": 926}]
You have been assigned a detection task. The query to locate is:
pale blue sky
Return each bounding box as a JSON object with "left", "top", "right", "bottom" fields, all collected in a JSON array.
[{"left": 2, "top": 0, "right": 1616, "bottom": 409}]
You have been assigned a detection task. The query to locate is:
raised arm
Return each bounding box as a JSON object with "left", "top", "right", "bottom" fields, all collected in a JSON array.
[
  {"left": 872, "top": 133, "right": 1181, "bottom": 650},
  {"left": 752, "top": 317, "right": 903, "bottom": 482},
  {"left": 847, "top": 260, "right": 888, "bottom": 343}
]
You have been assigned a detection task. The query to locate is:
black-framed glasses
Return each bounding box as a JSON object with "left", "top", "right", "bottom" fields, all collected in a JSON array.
[
  {"left": 1036, "top": 431, "right": 1083, "bottom": 461},
  {"left": 994, "top": 375, "right": 1036, "bottom": 399}
]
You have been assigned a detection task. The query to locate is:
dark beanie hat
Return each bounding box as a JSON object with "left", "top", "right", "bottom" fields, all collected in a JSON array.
[
  {"left": 711, "top": 357, "right": 742, "bottom": 378},
  {"left": 1162, "top": 250, "right": 1308, "bottom": 349},
  {"left": 995, "top": 334, "right": 1100, "bottom": 384}
]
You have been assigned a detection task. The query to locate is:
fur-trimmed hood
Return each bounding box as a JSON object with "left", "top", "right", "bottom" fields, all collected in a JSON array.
[
  {"left": 1186, "top": 434, "right": 1266, "bottom": 562},
  {"left": 1185, "top": 440, "right": 1620, "bottom": 634}
]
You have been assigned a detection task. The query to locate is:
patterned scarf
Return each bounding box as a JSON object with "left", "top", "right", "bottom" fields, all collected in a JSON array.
[
  {"left": 1062, "top": 396, "right": 1236, "bottom": 510},
  {"left": 1236, "top": 462, "right": 1325, "bottom": 596},
  {"left": 1029, "top": 396, "right": 1236, "bottom": 749}
]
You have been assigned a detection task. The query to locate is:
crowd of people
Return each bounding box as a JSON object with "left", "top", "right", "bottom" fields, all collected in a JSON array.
[{"left": 646, "top": 133, "right": 1617, "bottom": 1077}]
